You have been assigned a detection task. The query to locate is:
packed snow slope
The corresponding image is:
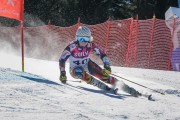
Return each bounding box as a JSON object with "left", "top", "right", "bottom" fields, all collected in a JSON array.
[{"left": 0, "top": 52, "right": 180, "bottom": 120}]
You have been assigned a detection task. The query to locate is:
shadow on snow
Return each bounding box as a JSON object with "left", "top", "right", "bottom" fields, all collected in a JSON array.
[
  {"left": 19, "top": 75, "right": 61, "bottom": 86},
  {"left": 80, "top": 86, "right": 128, "bottom": 100}
]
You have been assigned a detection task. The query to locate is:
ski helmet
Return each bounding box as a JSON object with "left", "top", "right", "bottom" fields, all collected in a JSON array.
[{"left": 76, "top": 26, "right": 91, "bottom": 42}]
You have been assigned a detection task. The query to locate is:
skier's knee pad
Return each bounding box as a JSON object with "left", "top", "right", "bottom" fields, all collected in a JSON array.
[{"left": 71, "top": 66, "right": 84, "bottom": 79}]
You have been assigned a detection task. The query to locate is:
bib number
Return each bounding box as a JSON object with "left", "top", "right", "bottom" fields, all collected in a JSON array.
[{"left": 73, "top": 59, "right": 88, "bottom": 65}]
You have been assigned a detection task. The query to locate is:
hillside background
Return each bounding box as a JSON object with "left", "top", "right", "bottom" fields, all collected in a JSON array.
[{"left": 0, "top": 0, "right": 178, "bottom": 27}]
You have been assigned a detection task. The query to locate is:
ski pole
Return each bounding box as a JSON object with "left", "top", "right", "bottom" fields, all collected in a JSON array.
[{"left": 111, "top": 73, "right": 165, "bottom": 95}]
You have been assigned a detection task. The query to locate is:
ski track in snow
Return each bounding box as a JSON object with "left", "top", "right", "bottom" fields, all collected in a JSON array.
[{"left": 0, "top": 53, "right": 180, "bottom": 120}]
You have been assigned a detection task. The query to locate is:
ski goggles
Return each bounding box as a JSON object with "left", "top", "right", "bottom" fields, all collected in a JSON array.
[{"left": 77, "top": 36, "right": 90, "bottom": 42}]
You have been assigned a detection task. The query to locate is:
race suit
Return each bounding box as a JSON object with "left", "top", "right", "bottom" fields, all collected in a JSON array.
[{"left": 59, "top": 40, "right": 110, "bottom": 83}]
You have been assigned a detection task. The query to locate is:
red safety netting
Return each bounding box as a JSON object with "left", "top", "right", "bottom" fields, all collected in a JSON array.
[
  {"left": 149, "top": 19, "right": 172, "bottom": 70},
  {"left": 107, "top": 19, "right": 131, "bottom": 66},
  {"left": 0, "top": 18, "right": 180, "bottom": 71},
  {"left": 126, "top": 19, "right": 172, "bottom": 70}
]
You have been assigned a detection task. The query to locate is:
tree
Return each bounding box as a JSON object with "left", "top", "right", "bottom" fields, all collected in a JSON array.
[{"left": 0, "top": 0, "right": 178, "bottom": 27}]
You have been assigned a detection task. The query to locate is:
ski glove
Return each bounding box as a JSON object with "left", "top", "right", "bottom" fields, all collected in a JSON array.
[
  {"left": 102, "top": 64, "right": 111, "bottom": 76},
  {"left": 60, "top": 71, "right": 67, "bottom": 84}
]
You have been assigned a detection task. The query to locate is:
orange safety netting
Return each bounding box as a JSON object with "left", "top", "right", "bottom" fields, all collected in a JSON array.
[{"left": 0, "top": 18, "right": 180, "bottom": 71}]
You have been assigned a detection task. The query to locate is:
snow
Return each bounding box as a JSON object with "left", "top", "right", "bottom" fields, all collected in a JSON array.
[{"left": 0, "top": 52, "right": 180, "bottom": 120}]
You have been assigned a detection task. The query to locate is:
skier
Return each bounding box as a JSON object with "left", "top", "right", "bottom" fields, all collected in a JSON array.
[{"left": 59, "top": 26, "right": 142, "bottom": 97}]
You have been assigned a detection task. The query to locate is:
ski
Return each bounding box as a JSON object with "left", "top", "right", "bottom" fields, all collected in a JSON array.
[
  {"left": 111, "top": 73, "right": 165, "bottom": 95},
  {"left": 109, "top": 75, "right": 156, "bottom": 101},
  {"left": 112, "top": 88, "right": 154, "bottom": 101}
]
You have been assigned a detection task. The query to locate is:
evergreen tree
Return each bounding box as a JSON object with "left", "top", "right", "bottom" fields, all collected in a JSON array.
[{"left": 0, "top": 0, "right": 178, "bottom": 26}]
